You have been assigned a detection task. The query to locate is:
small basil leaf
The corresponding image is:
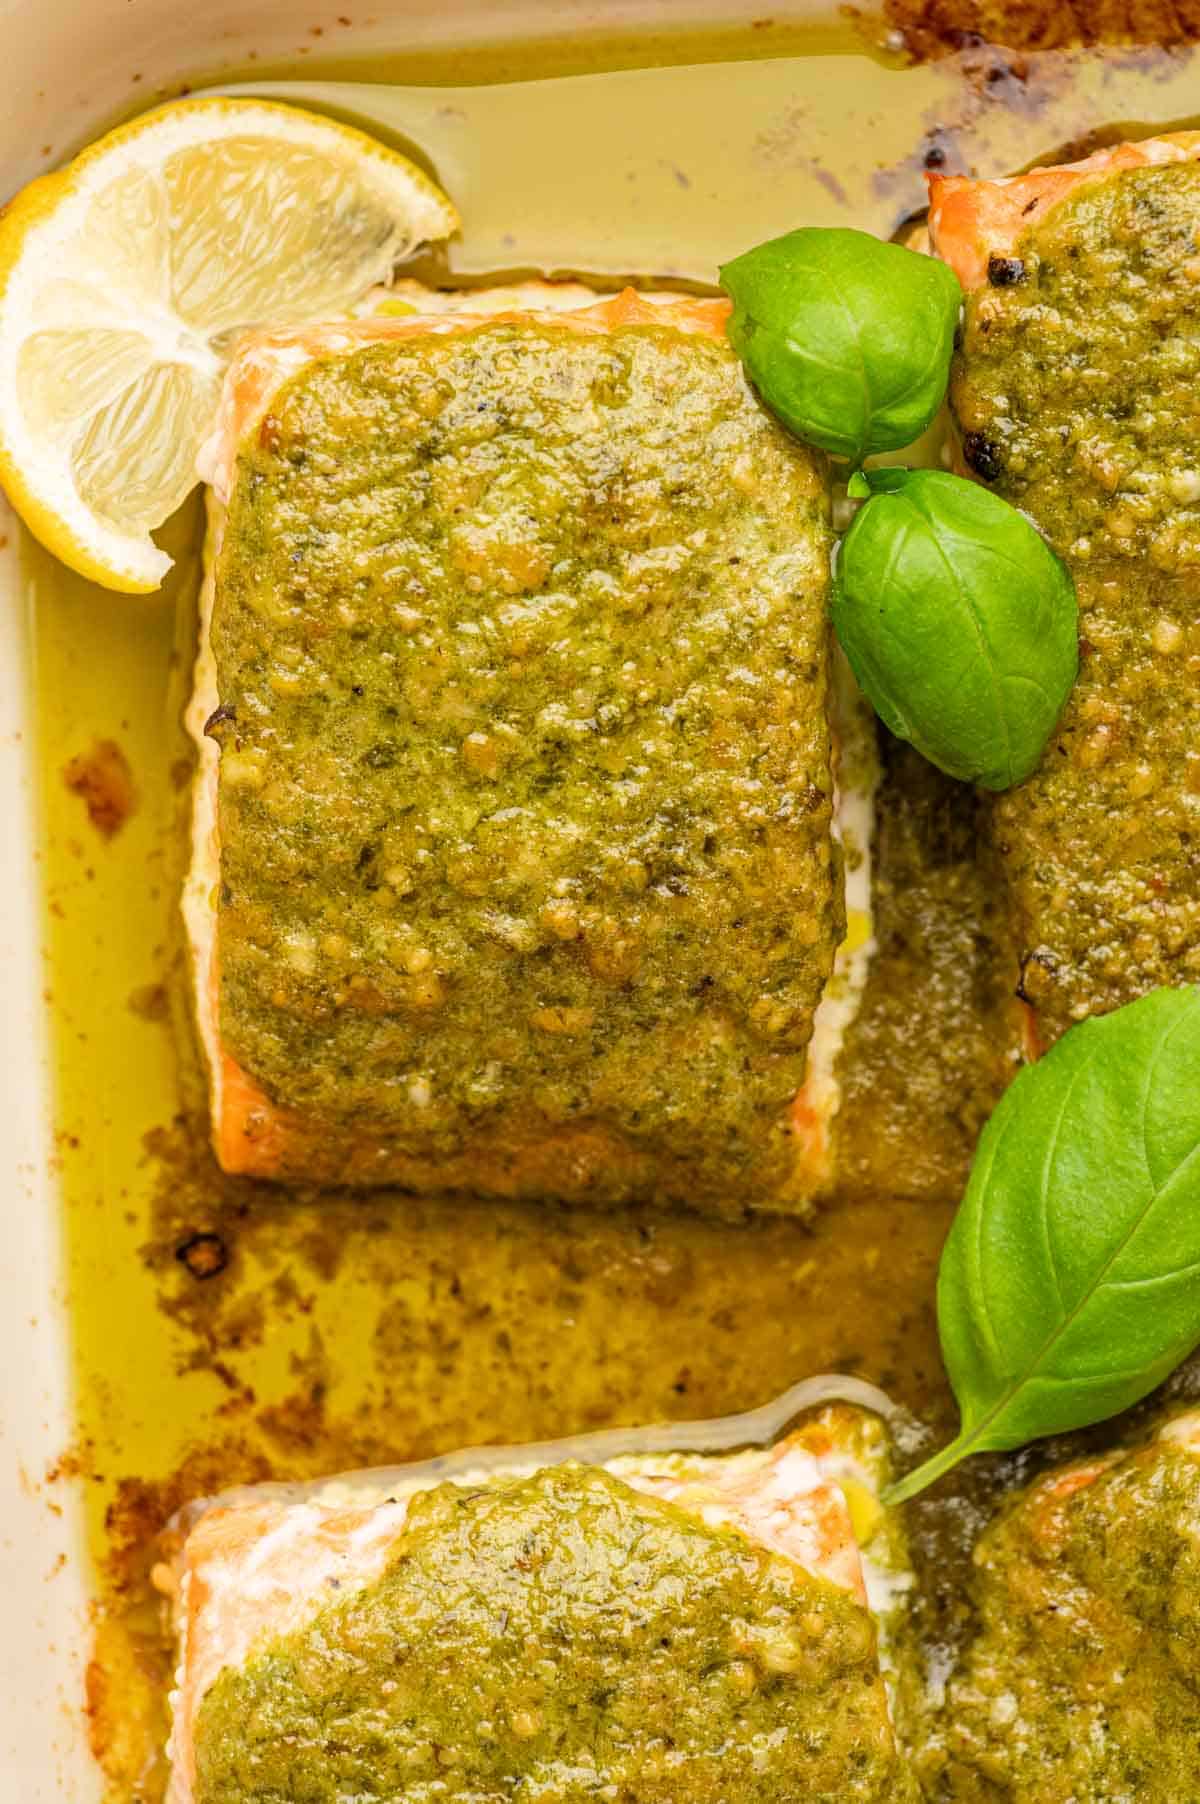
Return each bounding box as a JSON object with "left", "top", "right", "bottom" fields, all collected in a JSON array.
[
  {"left": 888, "top": 987, "right": 1200, "bottom": 1505},
  {"left": 832, "top": 468, "right": 1077, "bottom": 791},
  {"left": 719, "top": 227, "right": 962, "bottom": 462}
]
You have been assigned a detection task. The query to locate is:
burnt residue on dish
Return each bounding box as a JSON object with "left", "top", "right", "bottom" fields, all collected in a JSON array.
[
  {"left": 870, "top": 37, "right": 1200, "bottom": 238},
  {"left": 869, "top": 41, "right": 1058, "bottom": 227},
  {"left": 882, "top": 1, "right": 1200, "bottom": 59},
  {"left": 174, "top": 1232, "right": 229, "bottom": 1281}
]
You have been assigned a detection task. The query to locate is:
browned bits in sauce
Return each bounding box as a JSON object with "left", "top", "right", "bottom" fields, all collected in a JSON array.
[
  {"left": 62, "top": 739, "right": 137, "bottom": 838},
  {"left": 203, "top": 703, "right": 237, "bottom": 738},
  {"left": 127, "top": 983, "right": 169, "bottom": 1023},
  {"left": 882, "top": 0, "right": 1200, "bottom": 58},
  {"left": 175, "top": 1233, "right": 230, "bottom": 1281},
  {"left": 961, "top": 430, "right": 1003, "bottom": 479}
]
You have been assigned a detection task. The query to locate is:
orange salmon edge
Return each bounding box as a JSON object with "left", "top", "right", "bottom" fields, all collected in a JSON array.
[
  {"left": 215, "top": 1052, "right": 289, "bottom": 1175},
  {"left": 1017, "top": 999, "right": 1043, "bottom": 1064},
  {"left": 1037, "top": 1460, "right": 1113, "bottom": 1507},
  {"left": 929, "top": 134, "right": 1200, "bottom": 290},
  {"left": 790, "top": 1084, "right": 831, "bottom": 1173}
]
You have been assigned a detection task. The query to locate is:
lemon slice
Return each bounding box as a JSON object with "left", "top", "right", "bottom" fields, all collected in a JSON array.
[{"left": 0, "top": 98, "right": 458, "bottom": 591}]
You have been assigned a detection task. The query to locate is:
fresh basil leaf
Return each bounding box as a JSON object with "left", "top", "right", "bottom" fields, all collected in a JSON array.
[
  {"left": 719, "top": 227, "right": 962, "bottom": 462},
  {"left": 833, "top": 467, "right": 1078, "bottom": 791},
  {"left": 888, "top": 987, "right": 1200, "bottom": 1504}
]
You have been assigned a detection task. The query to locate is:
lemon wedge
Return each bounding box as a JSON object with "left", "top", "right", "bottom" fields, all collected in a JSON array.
[{"left": 0, "top": 98, "right": 458, "bottom": 592}]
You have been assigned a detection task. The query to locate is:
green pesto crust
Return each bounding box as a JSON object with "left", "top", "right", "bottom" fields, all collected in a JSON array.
[
  {"left": 933, "top": 1434, "right": 1200, "bottom": 1800},
  {"left": 210, "top": 320, "right": 836, "bottom": 1205},
  {"left": 193, "top": 1465, "right": 903, "bottom": 1804},
  {"left": 950, "top": 163, "right": 1200, "bottom": 1041}
]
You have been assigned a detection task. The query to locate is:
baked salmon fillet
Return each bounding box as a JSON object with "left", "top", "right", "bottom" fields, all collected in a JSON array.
[
  {"left": 930, "top": 137, "right": 1200, "bottom": 1046},
  {"left": 156, "top": 1403, "right": 915, "bottom": 1804},
  {"left": 933, "top": 1410, "right": 1200, "bottom": 1800},
  {"left": 186, "top": 283, "right": 871, "bottom": 1207}
]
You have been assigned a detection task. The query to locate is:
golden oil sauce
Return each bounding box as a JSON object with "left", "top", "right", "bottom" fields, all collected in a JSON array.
[{"left": 28, "top": 18, "right": 1200, "bottom": 1798}]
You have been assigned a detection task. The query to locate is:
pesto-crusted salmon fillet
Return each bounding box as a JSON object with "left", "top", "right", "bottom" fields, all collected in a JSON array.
[
  {"left": 156, "top": 1402, "right": 915, "bottom": 1804},
  {"left": 930, "top": 1410, "right": 1200, "bottom": 1800},
  {"left": 930, "top": 137, "right": 1200, "bottom": 1047},
  {"left": 186, "top": 284, "right": 867, "bottom": 1208}
]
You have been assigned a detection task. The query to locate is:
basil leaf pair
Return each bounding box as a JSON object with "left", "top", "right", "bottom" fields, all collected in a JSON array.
[
  {"left": 721, "top": 230, "right": 1077, "bottom": 793},
  {"left": 889, "top": 987, "right": 1200, "bottom": 1504}
]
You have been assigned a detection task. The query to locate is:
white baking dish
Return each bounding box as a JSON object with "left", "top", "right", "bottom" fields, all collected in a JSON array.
[{"left": 7, "top": 5, "right": 1200, "bottom": 1795}]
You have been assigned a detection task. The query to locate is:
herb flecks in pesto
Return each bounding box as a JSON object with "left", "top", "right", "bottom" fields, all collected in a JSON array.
[
  {"left": 212, "top": 320, "right": 836, "bottom": 1204},
  {"left": 950, "top": 162, "right": 1200, "bottom": 1039},
  {"left": 194, "top": 1465, "right": 904, "bottom": 1804},
  {"left": 933, "top": 1431, "right": 1200, "bottom": 1801}
]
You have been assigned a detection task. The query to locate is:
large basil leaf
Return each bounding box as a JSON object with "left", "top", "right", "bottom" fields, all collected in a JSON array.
[
  {"left": 889, "top": 987, "right": 1200, "bottom": 1503},
  {"left": 833, "top": 467, "right": 1078, "bottom": 791},
  {"left": 719, "top": 227, "right": 962, "bottom": 462}
]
